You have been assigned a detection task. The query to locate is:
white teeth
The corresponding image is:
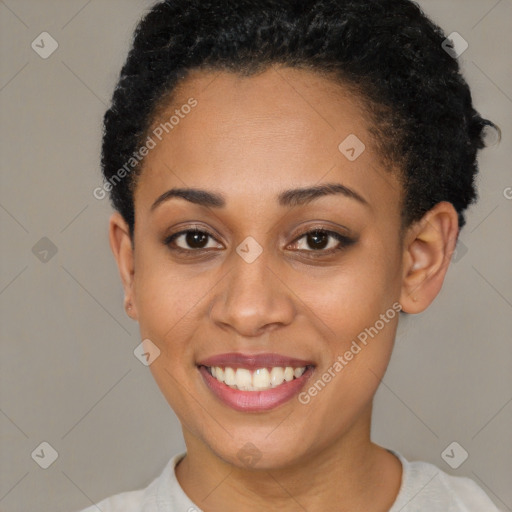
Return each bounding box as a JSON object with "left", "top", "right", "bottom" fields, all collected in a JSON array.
[
  {"left": 224, "top": 367, "right": 236, "bottom": 386},
  {"left": 214, "top": 366, "right": 224, "bottom": 382},
  {"left": 235, "top": 368, "right": 252, "bottom": 390},
  {"left": 208, "top": 365, "right": 308, "bottom": 391},
  {"left": 269, "top": 367, "right": 285, "bottom": 387},
  {"left": 253, "top": 368, "right": 271, "bottom": 390},
  {"left": 294, "top": 367, "right": 305, "bottom": 378},
  {"left": 284, "top": 367, "right": 294, "bottom": 381}
]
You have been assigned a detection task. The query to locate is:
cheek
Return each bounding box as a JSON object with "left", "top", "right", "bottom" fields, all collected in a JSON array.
[
  {"left": 290, "top": 242, "right": 402, "bottom": 413},
  {"left": 291, "top": 246, "right": 401, "bottom": 342},
  {"left": 298, "top": 242, "right": 402, "bottom": 420},
  {"left": 133, "top": 249, "right": 207, "bottom": 357},
  {"left": 134, "top": 257, "right": 208, "bottom": 423},
  {"left": 297, "top": 308, "right": 399, "bottom": 443}
]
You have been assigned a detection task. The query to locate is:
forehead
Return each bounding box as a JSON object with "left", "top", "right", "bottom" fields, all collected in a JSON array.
[{"left": 135, "top": 66, "right": 401, "bottom": 213}]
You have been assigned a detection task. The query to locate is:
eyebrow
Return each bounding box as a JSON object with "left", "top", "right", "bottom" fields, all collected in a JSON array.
[{"left": 150, "top": 182, "right": 369, "bottom": 211}]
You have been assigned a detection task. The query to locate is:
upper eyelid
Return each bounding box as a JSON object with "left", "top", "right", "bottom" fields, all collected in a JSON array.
[
  {"left": 167, "top": 229, "right": 223, "bottom": 246},
  {"left": 288, "top": 230, "right": 353, "bottom": 252}
]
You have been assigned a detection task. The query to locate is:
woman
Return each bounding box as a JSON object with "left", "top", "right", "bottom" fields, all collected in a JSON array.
[{"left": 81, "top": 0, "right": 500, "bottom": 510}]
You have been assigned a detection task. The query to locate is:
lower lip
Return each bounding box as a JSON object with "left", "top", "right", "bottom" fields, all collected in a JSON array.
[{"left": 198, "top": 365, "right": 314, "bottom": 412}]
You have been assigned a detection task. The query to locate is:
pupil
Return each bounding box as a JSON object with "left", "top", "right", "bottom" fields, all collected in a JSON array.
[
  {"left": 186, "top": 231, "right": 207, "bottom": 248},
  {"left": 308, "top": 231, "right": 328, "bottom": 250}
]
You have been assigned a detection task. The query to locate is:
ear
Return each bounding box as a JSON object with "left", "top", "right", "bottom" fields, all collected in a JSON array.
[
  {"left": 399, "top": 201, "right": 459, "bottom": 314},
  {"left": 109, "top": 212, "right": 138, "bottom": 320}
]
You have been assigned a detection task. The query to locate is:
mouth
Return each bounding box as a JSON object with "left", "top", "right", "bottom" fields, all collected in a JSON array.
[
  {"left": 196, "top": 353, "right": 315, "bottom": 412},
  {"left": 200, "top": 364, "right": 311, "bottom": 391}
]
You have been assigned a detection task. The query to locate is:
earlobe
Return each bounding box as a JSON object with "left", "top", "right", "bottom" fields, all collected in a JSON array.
[
  {"left": 108, "top": 212, "right": 138, "bottom": 319},
  {"left": 399, "top": 202, "right": 459, "bottom": 314}
]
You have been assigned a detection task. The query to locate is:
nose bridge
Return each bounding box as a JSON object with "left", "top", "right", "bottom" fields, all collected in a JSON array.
[{"left": 210, "top": 242, "right": 295, "bottom": 335}]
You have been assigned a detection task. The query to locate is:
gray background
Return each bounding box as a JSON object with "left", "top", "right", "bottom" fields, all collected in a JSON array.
[{"left": 0, "top": 1, "right": 511, "bottom": 511}]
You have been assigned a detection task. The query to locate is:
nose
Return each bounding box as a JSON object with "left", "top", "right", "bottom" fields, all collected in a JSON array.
[{"left": 209, "top": 249, "right": 296, "bottom": 337}]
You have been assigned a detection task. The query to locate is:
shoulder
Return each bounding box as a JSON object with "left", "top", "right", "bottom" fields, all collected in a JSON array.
[
  {"left": 390, "top": 451, "right": 501, "bottom": 512},
  {"left": 77, "top": 489, "right": 145, "bottom": 512},
  {"left": 74, "top": 452, "right": 188, "bottom": 512}
]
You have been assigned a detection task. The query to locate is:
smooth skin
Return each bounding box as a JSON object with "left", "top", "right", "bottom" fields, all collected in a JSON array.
[{"left": 109, "top": 66, "right": 459, "bottom": 511}]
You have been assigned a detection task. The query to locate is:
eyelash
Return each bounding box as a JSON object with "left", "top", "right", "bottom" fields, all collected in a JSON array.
[{"left": 163, "top": 226, "right": 355, "bottom": 258}]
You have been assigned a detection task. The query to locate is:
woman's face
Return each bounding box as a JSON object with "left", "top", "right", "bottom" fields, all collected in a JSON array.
[{"left": 127, "top": 67, "right": 405, "bottom": 468}]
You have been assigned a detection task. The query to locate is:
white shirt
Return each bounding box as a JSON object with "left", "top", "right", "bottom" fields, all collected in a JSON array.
[{"left": 77, "top": 450, "right": 500, "bottom": 511}]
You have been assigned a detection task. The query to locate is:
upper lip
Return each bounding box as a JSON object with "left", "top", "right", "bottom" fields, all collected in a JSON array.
[{"left": 197, "top": 352, "right": 315, "bottom": 370}]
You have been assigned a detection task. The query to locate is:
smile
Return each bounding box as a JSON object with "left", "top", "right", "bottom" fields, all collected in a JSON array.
[
  {"left": 196, "top": 353, "right": 315, "bottom": 412},
  {"left": 205, "top": 365, "right": 307, "bottom": 391}
]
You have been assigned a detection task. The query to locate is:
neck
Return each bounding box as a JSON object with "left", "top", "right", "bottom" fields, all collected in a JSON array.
[{"left": 175, "top": 404, "right": 402, "bottom": 512}]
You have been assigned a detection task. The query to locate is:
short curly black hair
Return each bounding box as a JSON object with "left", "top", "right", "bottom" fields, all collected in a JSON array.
[{"left": 101, "top": 0, "right": 498, "bottom": 240}]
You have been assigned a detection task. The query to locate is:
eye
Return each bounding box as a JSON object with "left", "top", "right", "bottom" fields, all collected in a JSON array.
[
  {"left": 164, "top": 229, "right": 223, "bottom": 252},
  {"left": 289, "top": 229, "right": 355, "bottom": 255},
  {"left": 163, "top": 226, "right": 355, "bottom": 258}
]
